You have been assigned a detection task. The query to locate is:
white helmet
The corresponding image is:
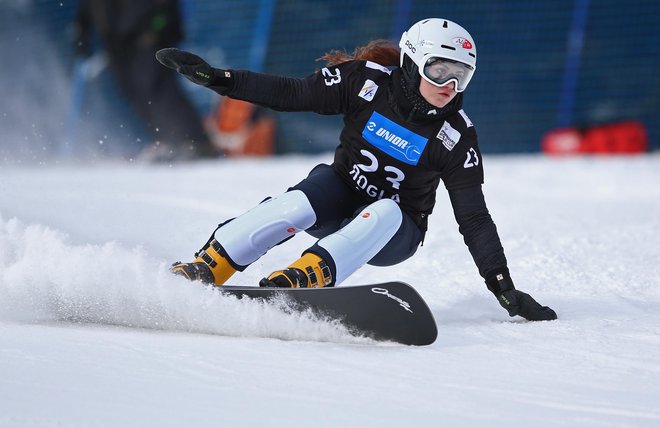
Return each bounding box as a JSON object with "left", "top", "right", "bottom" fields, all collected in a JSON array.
[{"left": 399, "top": 18, "right": 477, "bottom": 92}]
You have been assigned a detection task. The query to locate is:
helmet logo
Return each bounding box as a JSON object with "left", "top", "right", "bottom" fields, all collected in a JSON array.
[
  {"left": 452, "top": 37, "right": 473, "bottom": 50},
  {"left": 404, "top": 39, "right": 417, "bottom": 54}
]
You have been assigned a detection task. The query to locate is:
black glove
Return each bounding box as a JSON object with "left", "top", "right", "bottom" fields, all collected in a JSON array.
[
  {"left": 486, "top": 272, "right": 557, "bottom": 321},
  {"left": 155, "top": 48, "right": 233, "bottom": 88}
]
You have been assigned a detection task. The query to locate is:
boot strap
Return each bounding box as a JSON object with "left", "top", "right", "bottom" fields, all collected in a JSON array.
[
  {"left": 305, "top": 260, "right": 332, "bottom": 287},
  {"left": 197, "top": 239, "right": 223, "bottom": 268}
]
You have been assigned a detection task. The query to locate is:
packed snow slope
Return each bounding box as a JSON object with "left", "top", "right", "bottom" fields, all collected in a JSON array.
[{"left": 1, "top": 153, "right": 659, "bottom": 427}]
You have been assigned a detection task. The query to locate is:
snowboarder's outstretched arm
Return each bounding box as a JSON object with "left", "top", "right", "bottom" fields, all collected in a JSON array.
[
  {"left": 155, "top": 48, "right": 353, "bottom": 114},
  {"left": 448, "top": 184, "right": 557, "bottom": 321}
]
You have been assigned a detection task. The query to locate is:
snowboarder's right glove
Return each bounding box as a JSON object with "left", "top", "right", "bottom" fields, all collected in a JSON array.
[
  {"left": 486, "top": 272, "right": 557, "bottom": 321},
  {"left": 155, "top": 48, "right": 233, "bottom": 89}
]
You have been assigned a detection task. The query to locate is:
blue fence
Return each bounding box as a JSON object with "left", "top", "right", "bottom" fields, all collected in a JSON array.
[{"left": 1, "top": 0, "right": 658, "bottom": 160}]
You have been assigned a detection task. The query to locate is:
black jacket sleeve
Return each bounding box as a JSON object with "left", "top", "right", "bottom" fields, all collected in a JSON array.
[
  {"left": 448, "top": 184, "right": 509, "bottom": 281},
  {"left": 208, "top": 61, "right": 364, "bottom": 115},
  {"left": 210, "top": 70, "right": 321, "bottom": 112}
]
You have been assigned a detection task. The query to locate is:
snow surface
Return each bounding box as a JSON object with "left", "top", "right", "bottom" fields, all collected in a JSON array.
[{"left": 1, "top": 153, "right": 659, "bottom": 427}]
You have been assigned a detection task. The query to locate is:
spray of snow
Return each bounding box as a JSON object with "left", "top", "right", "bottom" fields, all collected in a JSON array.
[{"left": 0, "top": 216, "right": 368, "bottom": 344}]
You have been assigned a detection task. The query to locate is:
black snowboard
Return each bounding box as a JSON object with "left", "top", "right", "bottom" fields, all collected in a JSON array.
[{"left": 218, "top": 282, "right": 437, "bottom": 346}]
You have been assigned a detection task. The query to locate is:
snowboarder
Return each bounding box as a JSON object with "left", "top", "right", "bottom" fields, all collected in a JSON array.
[{"left": 157, "top": 18, "right": 557, "bottom": 321}]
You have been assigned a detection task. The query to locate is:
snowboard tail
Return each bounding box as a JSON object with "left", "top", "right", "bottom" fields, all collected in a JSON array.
[{"left": 218, "top": 282, "right": 437, "bottom": 346}]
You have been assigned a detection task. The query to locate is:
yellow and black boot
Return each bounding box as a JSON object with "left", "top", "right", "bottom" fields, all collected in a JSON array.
[
  {"left": 171, "top": 238, "right": 236, "bottom": 286},
  {"left": 259, "top": 252, "right": 334, "bottom": 288}
]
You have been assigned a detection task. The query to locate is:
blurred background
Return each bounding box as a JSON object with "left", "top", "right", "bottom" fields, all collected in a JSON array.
[{"left": 0, "top": 0, "right": 658, "bottom": 163}]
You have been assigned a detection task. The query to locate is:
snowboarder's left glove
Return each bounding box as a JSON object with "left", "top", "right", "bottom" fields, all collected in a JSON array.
[
  {"left": 486, "top": 272, "right": 557, "bottom": 321},
  {"left": 155, "top": 48, "right": 233, "bottom": 89}
]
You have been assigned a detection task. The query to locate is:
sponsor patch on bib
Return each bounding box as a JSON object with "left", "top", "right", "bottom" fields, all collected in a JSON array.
[
  {"left": 436, "top": 121, "right": 462, "bottom": 151},
  {"left": 358, "top": 80, "right": 378, "bottom": 102},
  {"left": 362, "top": 112, "right": 429, "bottom": 165}
]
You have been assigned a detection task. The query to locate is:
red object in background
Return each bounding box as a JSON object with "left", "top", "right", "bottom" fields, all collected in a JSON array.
[
  {"left": 542, "top": 127, "right": 582, "bottom": 154},
  {"left": 542, "top": 121, "right": 648, "bottom": 155}
]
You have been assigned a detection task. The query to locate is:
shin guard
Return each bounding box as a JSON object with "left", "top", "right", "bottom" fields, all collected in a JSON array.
[
  {"left": 214, "top": 190, "right": 317, "bottom": 268},
  {"left": 317, "top": 199, "right": 402, "bottom": 285}
]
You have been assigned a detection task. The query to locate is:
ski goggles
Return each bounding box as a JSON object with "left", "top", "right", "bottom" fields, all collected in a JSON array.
[{"left": 421, "top": 57, "right": 475, "bottom": 92}]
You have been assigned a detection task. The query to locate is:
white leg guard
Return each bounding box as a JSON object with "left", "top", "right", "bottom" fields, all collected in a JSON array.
[
  {"left": 214, "top": 190, "right": 316, "bottom": 267},
  {"left": 317, "top": 199, "right": 402, "bottom": 285}
]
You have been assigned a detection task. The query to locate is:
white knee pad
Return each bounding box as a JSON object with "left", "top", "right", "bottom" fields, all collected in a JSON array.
[
  {"left": 317, "top": 199, "right": 402, "bottom": 285},
  {"left": 215, "top": 190, "right": 316, "bottom": 267}
]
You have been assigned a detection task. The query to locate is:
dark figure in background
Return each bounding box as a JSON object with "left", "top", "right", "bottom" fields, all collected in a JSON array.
[{"left": 73, "top": 0, "right": 216, "bottom": 161}]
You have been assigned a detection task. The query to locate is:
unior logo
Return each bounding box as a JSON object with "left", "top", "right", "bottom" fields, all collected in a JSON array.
[
  {"left": 376, "top": 128, "right": 410, "bottom": 150},
  {"left": 361, "top": 112, "right": 428, "bottom": 166},
  {"left": 374, "top": 128, "right": 422, "bottom": 162},
  {"left": 371, "top": 287, "right": 413, "bottom": 313}
]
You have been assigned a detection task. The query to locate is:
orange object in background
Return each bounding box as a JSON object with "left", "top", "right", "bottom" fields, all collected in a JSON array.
[
  {"left": 542, "top": 121, "right": 648, "bottom": 155},
  {"left": 206, "top": 98, "right": 276, "bottom": 156}
]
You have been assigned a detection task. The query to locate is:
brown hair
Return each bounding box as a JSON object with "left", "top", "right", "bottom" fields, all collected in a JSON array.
[{"left": 317, "top": 39, "right": 400, "bottom": 67}]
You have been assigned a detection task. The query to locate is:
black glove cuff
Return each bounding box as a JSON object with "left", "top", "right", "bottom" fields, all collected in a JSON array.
[
  {"left": 485, "top": 270, "right": 514, "bottom": 295},
  {"left": 210, "top": 68, "right": 235, "bottom": 91}
]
